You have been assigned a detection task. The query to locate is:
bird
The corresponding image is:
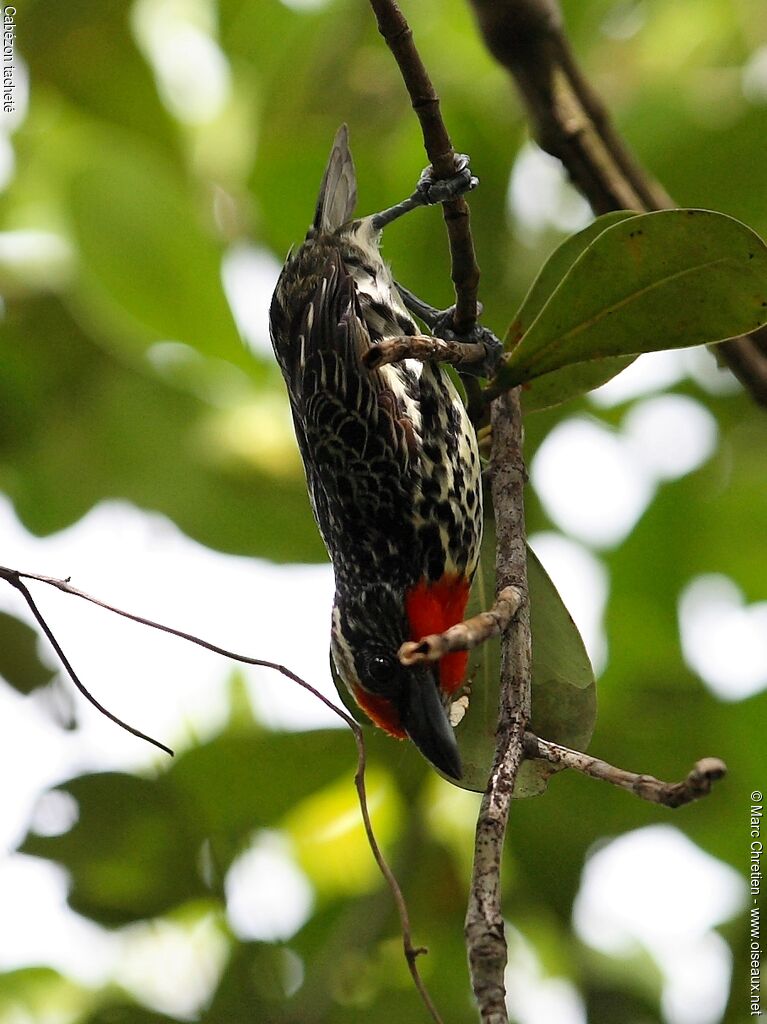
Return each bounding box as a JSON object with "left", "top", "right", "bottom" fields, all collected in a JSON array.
[{"left": 269, "top": 125, "right": 492, "bottom": 779}]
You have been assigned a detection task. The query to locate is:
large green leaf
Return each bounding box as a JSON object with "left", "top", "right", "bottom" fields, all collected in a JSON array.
[
  {"left": 22, "top": 0, "right": 178, "bottom": 155},
  {"left": 0, "top": 296, "right": 323, "bottom": 560},
  {"left": 69, "top": 144, "right": 247, "bottom": 371},
  {"left": 18, "top": 724, "right": 356, "bottom": 924},
  {"left": 507, "top": 212, "right": 639, "bottom": 413},
  {"left": 20, "top": 772, "right": 206, "bottom": 926},
  {"left": 0, "top": 611, "right": 55, "bottom": 695},
  {"left": 169, "top": 728, "right": 355, "bottom": 871},
  {"left": 453, "top": 518, "right": 596, "bottom": 795},
  {"left": 509, "top": 212, "right": 640, "bottom": 346},
  {"left": 0, "top": 967, "right": 88, "bottom": 1023},
  {"left": 84, "top": 1004, "right": 183, "bottom": 1024},
  {"left": 497, "top": 209, "right": 767, "bottom": 392}
]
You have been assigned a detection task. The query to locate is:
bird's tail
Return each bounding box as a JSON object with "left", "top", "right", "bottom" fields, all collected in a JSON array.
[{"left": 313, "top": 124, "right": 358, "bottom": 235}]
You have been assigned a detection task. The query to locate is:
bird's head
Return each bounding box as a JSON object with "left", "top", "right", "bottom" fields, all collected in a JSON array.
[{"left": 331, "top": 583, "right": 462, "bottom": 780}]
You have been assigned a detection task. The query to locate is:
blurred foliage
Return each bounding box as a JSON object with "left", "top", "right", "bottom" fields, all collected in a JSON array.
[{"left": 1, "top": 0, "right": 766, "bottom": 1022}]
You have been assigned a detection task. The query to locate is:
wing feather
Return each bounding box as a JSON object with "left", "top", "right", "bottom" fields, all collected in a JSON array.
[{"left": 286, "top": 253, "right": 418, "bottom": 581}]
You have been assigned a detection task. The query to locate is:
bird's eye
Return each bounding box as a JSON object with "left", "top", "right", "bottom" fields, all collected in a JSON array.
[{"left": 365, "top": 653, "right": 395, "bottom": 690}]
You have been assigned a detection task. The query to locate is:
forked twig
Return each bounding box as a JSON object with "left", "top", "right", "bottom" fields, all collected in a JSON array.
[
  {"left": 0, "top": 565, "right": 444, "bottom": 1024},
  {"left": 523, "top": 733, "right": 727, "bottom": 809}
]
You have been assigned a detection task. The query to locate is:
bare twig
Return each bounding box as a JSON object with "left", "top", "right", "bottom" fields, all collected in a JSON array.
[
  {"left": 523, "top": 733, "right": 727, "bottom": 809},
  {"left": 364, "top": 333, "right": 488, "bottom": 371},
  {"left": 368, "top": 0, "right": 480, "bottom": 334},
  {"left": 467, "top": 0, "right": 767, "bottom": 408},
  {"left": 465, "top": 390, "right": 531, "bottom": 1024},
  {"left": 0, "top": 567, "right": 173, "bottom": 756},
  {"left": 0, "top": 565, "right": 444, "bottom": 1024},
  {"left": 399, "top": 585, "right": 522, "bottom": 666}
]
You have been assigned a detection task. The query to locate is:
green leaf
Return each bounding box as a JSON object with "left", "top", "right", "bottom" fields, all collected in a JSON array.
[
  {"left": 502, "top": 213, "right": 639, "bottom": 412},
  {"left": 498, "top": 209, "right": 767, "bottom": 391},
  {"left": 169, "top": 729, "right": 355, "bottom": 870},
  {"left": 69, "top": 144, "right": 248, "bottom": 370},
  {"left": 508, "top": 212, "right": 641, "bottom": 349},
  {"left": 84, "top": 1004, "right": 183, "bottom": 1024},
  {"left": 0, "top": 611, "right": 55, "bottom": 694},
  {"left": 202, "top": 942, "right": 304, "bottom": 1022},
  {"left": 22, "top": 0, "right": 178, "bottom": 155},
  {"left": 452, "top": 517, "right": 596, "bottom": 796},
  {"left": 20, "top": 773, "right": 207, "bottom": 926},
  {"left": 0, "top": 296, "right": 324, "bottom": 561},
  {"left": 0, "top": 967, "right": 88, "bottom": 1023}
]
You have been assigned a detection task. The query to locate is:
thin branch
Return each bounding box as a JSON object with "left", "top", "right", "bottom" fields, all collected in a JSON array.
[
  {"left": 364, "top": 333, "right": 488, "bottom": 371},
  {"left": 467, "top": 0, "right": 767, "bottom": 408},
  {"left": 352, "top": 736, "right": 444, "bottom": 1023},
  {"left": 465, "top": 390, "right": 531, "bottom": 1024},
  {"left": 523, "top": 733, "right": 727, "bottom": 809},
  {"left": 0, "top": 565, "right": 444, "bottom": 1024},
  {"left": 0, "top": 567, "right": 173, "bottom": 756},
  {"left": 399, "top": 585, "right": 522, "bottom": 666},
  {"left": 368, "top": 0, "right": 480, "bottom": 334}
]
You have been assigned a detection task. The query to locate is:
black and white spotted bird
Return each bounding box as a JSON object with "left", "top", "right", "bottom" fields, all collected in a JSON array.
[{"left": 269, "top": 126, "right": 499, "bottom": 779}]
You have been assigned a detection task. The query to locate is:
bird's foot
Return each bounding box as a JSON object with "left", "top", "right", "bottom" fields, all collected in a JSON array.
[
  {"left": 416, "top": 154, "right": 478, "bottom": 205},
  {"left": 432, "top": 307, "right": 504, "bottom": 379}
]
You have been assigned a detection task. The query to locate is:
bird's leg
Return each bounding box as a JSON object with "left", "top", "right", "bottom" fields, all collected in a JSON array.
[
  {"left": 370, "top": 154, "right": 478, "bottom": 231},
  {"left": 395, "top": 283, "right": 504, "bottom": 380},
  {"left": 370, "top": 154, "right": 502, "bottom": 379}
]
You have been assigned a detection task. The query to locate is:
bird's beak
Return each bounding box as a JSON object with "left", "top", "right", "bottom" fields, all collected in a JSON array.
[{"left": 400, "top": 671, "right": 462, "bottom": 780}]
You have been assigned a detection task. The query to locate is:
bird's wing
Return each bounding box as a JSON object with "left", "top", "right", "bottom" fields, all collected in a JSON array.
[{"left": 288, "top": 252, "right": 419, "bottom": 577}]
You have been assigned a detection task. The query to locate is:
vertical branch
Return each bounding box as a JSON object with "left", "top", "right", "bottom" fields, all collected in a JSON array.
[
  {"left": 465, "top": 389, "right": 532, "bottom": 1022},
  {"left": 368, "top": 0, "right": 480, "bottom": 333}
]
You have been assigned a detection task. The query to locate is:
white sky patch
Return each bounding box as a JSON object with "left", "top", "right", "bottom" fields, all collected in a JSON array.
[
  {"left": 683, "top": 346, "right": 743, "bottom": 396},
  {"left": 742, "top": 45, "right": 767, "bottom": 104},
  {"left": 132, "top": 0, "right": 231, "bottom": 124},
  {"left": 0, "top": 496, "right": 339, "bottom": 846},
  {"left": 590, "top": 350, "right": 688, "bottom": 407},
  {"left": 0, "top": 230, "right": 74, "bottom": 290},
  {"left": 622, "top": 394, "right": 718, "bottom": 481},
  {"left": 116, "top": 912, "right": 228, "bottom": 1018},
  {"left": 279, "top": 0, "right": 331, "bottom": 10},
  {"left": 27, "top": 789, "right": 79, "bottom": 838},
  {"left": 600, "top": 0, "right": 647, "bottom": 41},
  {"left": 505, "top": 927, "right": 587, "bottom": 1024},
  {"left": 508, "top": 142, "right": 592, "bottom": 243},
  {"left": 0, "top": 854, "right": 118, "bottom": 985},
  {"left": 225, "top": 831, "right": 313, "bottom": 942},
  {"left": 0, "top": 497, "right": 339, "bottom": 994},
  {"left": 531, "top": 418, "right": 655, "bottom": 548},
  {"left": 678, "top": 574, "right": 767, "bottom": 700},
  {"left": 573, "top": 825, "right": 744, "bottom": 1024},
  {"left": 528, "top": 531, "right": 608, "bottom": 675},
  {"left": 221, "top": 242, "right": 283, "bottom": 358},
  {"left": 591, "top": 348, "right": 741, "bottom": 408}
]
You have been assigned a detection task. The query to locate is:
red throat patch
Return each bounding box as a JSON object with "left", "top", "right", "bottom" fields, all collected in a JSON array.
[
  {"left": 405, "top": 575, "right": 471, "bottom": 696},
  {"left": 352, "top": 686, "right": 406, "bottom": 738}
]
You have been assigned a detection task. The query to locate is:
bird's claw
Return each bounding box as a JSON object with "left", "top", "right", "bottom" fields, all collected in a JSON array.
[
  {"left": 432, "top": 308, "right": 504, "bottom": 379},
  {"left": 416, "top": 154, "right": 478, "bottom": 205}
]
